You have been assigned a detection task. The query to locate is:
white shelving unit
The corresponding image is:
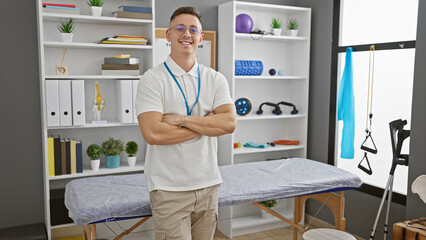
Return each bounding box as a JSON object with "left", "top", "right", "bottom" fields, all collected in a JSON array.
[
  {"left": 36, "top": 0, "right": 155, "bottom": 238},
  {"left": 218, "top": 1, "right": 311, "bottom": 238}
]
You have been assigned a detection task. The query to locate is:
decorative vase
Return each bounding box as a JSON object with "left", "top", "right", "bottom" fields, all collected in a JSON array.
[
  {"left": 127, "top": 156, "right": 137, "bottom": 167},
  {"left": 105, "top": 155, "right": 120, "bottom": 168},
  {"left": 90, "top": 6, "right": 102, "bottom": 17},
  {"left": 90, "top": 159, "right": 100, "bottom": 171},
  {"left": 272, "top": 28, "right": 282, "bottom": 36},
  {"left": 60, "top": 33, "right": 73, "bottom": 42},
  {"left": 287, "top": 29, "right": 298, "bottom": 37}
]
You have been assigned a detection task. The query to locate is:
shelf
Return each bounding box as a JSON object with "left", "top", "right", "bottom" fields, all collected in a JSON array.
[
  {"left": 233, "top": 144, "right": 305, "bottom": 155},
  {"left": 45, "top": 75, "right": 142, "bottom": 80},
  {"left": 234, "top": 75, "right": 305, "bottom": 80},
  {"left": 232, "top": 207, "right": 293, "bottom": 233},
  {"left": 47, "top": 121, "right": 139, "bottom": 129},
  {"left": 44, "top": 41, "right": 153, "bottom": 50},
  {"left": 237, "top": 114, "right": 305, "bottom": 121},
  {"left": 51, "top": 223, "right": 76, "bottom": 229},
  {"left": 235, "top": 33, "right": 308, "bottom": 42},
  {"left": 49, "top": 162, "right": 144, "bottom": 181},
  {"left": 43, "top": 13, "right": 152, "bottom": 25}
]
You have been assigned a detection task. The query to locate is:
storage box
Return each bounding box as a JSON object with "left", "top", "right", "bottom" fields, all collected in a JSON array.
[
  {"left": 393, "top": 218, "right": 426, "bottom": 240},
  {"left": 50, "top": 189, "right": 73, "bottom": 226}
]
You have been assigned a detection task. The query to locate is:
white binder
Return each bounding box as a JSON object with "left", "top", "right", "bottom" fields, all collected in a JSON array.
[
  {"left": 45, "top": 80, "right": 60, "bottom": 127},
  {"left": 115, "top": 80, "right": 133, "bottom": 123},
  {"left": 58, "top": 80, "right": 72, "bottom": 126},
  {"left": 71, "top": 80, "right": 86, "bottom": 126},
  {"left": 132, "top": 80, "right": 139, "bottom": 123}
]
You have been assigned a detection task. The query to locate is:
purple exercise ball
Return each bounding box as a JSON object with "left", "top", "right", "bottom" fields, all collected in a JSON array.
[{"left": 236, "top": 14, "right": 253, "bottom": 33}]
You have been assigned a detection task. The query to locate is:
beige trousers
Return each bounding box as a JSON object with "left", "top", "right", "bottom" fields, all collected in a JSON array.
[{"left": 149, "top": 184, "right": 220, "bottom": 240}]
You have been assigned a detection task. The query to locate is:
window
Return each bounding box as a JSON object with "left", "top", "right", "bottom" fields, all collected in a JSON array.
[{"left": 332, "top": 0, "right": 418, "bottom": 197}]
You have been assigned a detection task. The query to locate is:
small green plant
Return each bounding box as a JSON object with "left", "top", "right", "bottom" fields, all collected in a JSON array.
[
  {"left": 57, "top": 19, "right": 75, "bottom": 33},
  {"left": 270, "top": 17, "right": 283, "bottom": 29},
  {"left": 101, "top": 138, "right": 124, "bottom": 156},
  {"left": 259, "top": 199, "right": 277, "bottom": 208},
  {"left": 125, "top": 141, "right": 138, "bottom": 157},
  {"left": 86, "top": 144, "right": 101, "bottom": 160},
  {"left": 87, "top": 0, "right": 104, "bottom": 7},
  {"left": 287, "top": 17, "right": 298, "bottom": 30}
]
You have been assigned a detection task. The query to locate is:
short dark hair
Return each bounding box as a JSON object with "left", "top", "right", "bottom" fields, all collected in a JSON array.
[{"left": 170, "top": 6, "right": 202, "bottom": 26}]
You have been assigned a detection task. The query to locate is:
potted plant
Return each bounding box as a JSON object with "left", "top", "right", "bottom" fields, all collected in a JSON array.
[
  {"left": 57, "top": 19, "right": 75, "bottom": 42},
  {"left": 101, "top": 137, "right": 124, "bottom": 168},
  {"left": 287, "top": 17, "right": 298, "bottom": 37},
  {"left": 87, "top": 0, "right": 104, "bottom": 17},
  {"left": 259, "top": 199, "right": 277, "bottom": 218},
  {"left": 86, "top": 144, "right": 101, "bottom": 171},
  {"left": 270, "top": 17, "right": 283, "bottom": 35},
  {"left": 125, "top": 141, "right": 138, "bottom": 167}
]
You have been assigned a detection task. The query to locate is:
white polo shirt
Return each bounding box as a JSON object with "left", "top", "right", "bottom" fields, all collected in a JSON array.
[{"left": 135, "top": 56, "right": 233, "bottom": 192}]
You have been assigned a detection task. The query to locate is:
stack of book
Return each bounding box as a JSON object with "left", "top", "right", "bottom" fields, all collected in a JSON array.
[
  {"left": 102, "top": 54, "right": 140, "bottom": 75},
  {"left": 42, "top": 3, "right": 80, "bottom": 15},
  {"left": 48, "top": 136, "right": 83, "bottom": 177},
  {"left": 112, "top": 5, "right": 152, "bottom": 19},
  {"left": 99, "top": 34, "right": 148, "bottom": 45}
]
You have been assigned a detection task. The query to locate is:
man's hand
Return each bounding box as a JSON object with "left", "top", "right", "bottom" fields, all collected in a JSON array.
[{"left": 162, "top": 114, "right": 184, "bottom": 127}]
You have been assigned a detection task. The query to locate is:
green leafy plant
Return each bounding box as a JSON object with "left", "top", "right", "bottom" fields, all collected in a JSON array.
[
  {"left": 270, "top": 17, "right": 283, "bottom": 29},
  {"left": 101, "top": 138, "right": 124, "bottom": 156},
  {"left": 57, "top": 19, "right": 75, "bottom": 33},
  {"left": 86, "top": 144, "right": 101, "bottom": 160},
  {"left": 87, "top": 0, "right": 104, "bottom": 7},
  {"left": 287, "top": 17, "right": 298, "bottom": 30},
  {"left": 125, "top": 141, "right": 138, "bottom": 157},
  {"left": 259, "top": 199, "right": 277, "bottom": 208}
]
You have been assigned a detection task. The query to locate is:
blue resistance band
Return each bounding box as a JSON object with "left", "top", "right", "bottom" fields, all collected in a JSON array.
[
  {"left": 164, "top": 61, "right": 201, "bottom": 116},
  {"left": 243, "top": 142, "right": 268, "bottom": 149}
]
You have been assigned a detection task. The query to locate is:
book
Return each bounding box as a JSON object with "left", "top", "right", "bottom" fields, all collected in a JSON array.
[
  {"left": 70, "top": 139, "right": 76, "bottom": 174},
  {"left": 60, "top": 139, "right": 66, "bottom": 175},
  {"left": 53, "top": 136, "right": 62, "bottom": 176},
  {"left": 65, "top": 139, "right": 71, "bottom": 174},
  {"left": 115, "top": 54, "right": 131, "bottom": 58},
  {"left": 104, "top": 57, "right": 140, "bottom": 64},
  {"left": 75, "top": 140, "right": 83, "bottom": 173},
  {"left": 45, "top": 5, "right": 79, "bottom": 10},
  {"left": 114, "top": 34, "right": 147, "bottom": 39},
  {"left": 102, "top": 64, "right": 140, "bottom": 70},
  {"left": 101, "top": 70, "right": 140, "bottom": 75},
  {"left": 42, "top": 7, "right": 80, "bottom": 15},
  {"left": 113, "top": 11, "right": 152, "bottom": 20},
  {"left": 48, "top": 136, "right": 55, "bottom": 177},
  {"left": 43, "top": 3, "right": 76, "bottom": 8},
  {"left": 104, "top": 37, "right": 147, "bottom": 43},
  {"left": 118, "top": 6, "right": 152, "bottom": 14},
  {"left": 99, "top": 40, "right": 148, "bottom": 45}
]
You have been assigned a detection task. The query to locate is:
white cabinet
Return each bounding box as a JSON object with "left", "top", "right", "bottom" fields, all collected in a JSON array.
[
  {"left": 36, "top": 0, "right": 155, "bottom": 238},
  {"left": 218, "top": 1, "right": 311, "bottom": 238}
]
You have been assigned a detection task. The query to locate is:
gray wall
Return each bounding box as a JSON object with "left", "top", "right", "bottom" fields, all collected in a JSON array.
[{"left": 1, "top": 0, "right": 425, "bottom": 239}]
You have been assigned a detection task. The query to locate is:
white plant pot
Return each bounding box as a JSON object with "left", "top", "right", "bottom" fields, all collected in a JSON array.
[
  {"left": 272, "top": 28, "right": 282, "bottom": 36},
  {"left": 90, "top": 6, "right": 102, "bottom": 17},
  {"left": 287, "top": 29, "right": 299, "bottom": 37},
  {"left": 60, "top": 33, "right": 73, "bottom": 42},
  {"left": 90, "top": 159, "right": 100, "bottom": 171},
  {"left": 127, "top": 156, "right": 137, "bottom": 167}
]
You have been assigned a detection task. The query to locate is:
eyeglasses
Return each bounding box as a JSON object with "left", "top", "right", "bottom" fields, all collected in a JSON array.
[{"left": 170, "top": 24, "right": 202, "bottom": 35}]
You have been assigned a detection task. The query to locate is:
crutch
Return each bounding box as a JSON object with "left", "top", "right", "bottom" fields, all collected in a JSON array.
[{"left": 369, "top": 119, "right": 410, "bottom": 240}]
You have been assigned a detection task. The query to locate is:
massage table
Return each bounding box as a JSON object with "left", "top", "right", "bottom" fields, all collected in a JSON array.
[{"left": 65, "top": 158, "right": 362, "bottom": 240}]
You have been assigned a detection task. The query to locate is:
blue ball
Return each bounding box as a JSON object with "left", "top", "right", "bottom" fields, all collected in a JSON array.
[
  {"left": 278, "top": 70, "right": 284, "bottom": 76},
  {"left": 269, "top": 68, "right": 276, "bottom": 76}
]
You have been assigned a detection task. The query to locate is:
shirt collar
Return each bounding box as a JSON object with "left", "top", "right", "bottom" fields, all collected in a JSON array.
[{"left": 165, "top": 55, "right": 199, "bottom": 78}]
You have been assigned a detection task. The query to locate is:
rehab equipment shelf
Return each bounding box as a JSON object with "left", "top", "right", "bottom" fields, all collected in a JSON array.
[
  {"left": 48, "top": 162, "right": 144, "bottom": 181},
  {"left": 47, "top": 121, "right": 139, "bottom": 130},
  {"left": 237, "top": 114, "right": 306, "bottom": 121},
  {"left": 43, "top": 13, "right": 152, "bottom": 25},
  {"left": 235, "top": 33, "right": 308, "bottom": 41},
  {"left": 234, "top": 75, "right": 306, "bottom": 80},
  {"left": 45, "top": 75, "right": 142, "bottom": 80},
  {"left": 234, "top": 145, "right": 305, "bottom": 155},
  {"left": 43, "top": 41, "right": 153, "bottom": 50}
]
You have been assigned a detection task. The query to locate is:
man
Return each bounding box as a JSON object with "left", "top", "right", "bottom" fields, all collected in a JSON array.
[{"left": 135, "top": 6, "right": 236, "bottom": 240}]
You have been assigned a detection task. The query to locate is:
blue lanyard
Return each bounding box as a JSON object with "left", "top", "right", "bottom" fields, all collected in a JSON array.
[{"left": 164, "top": 61, "right": 201, "bottom": 116}]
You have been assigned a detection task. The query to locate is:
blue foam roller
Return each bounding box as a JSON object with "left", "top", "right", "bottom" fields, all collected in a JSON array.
[{"left": 235, "top": 60, "right": 263, "bottom": 76}]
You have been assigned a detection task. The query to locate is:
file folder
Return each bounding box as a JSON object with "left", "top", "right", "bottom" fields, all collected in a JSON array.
[
  {"left": 70, "top": 139, "right": 77, "bottom": 174},
  {"left": 115, "top": 80, "right": 133, "bottom": 123},
  {"left": 48, "top": 136, "right": 55, "bottom": 177},
  {"left": 71, "top": 80, "right": 86, "bottom": 126},
  {"left": 76, "top": 140, "right": 83, "bottom": 173},
  {"left": 45, "top": 80, "right": 60, "bottom": 127},
  {"left": 59, "top": 80, "right": 72, "bottom": 126},
  {"left": 133, "top": 80, "right": 139, "bottom": 123}
]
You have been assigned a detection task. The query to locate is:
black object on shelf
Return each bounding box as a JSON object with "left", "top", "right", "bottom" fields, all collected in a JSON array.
[{"left": 50, "top": 189, "right": 73, "bottom": 226}]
